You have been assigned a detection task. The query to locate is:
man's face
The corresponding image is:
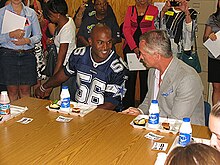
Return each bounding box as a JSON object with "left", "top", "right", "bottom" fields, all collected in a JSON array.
[
  {"left": 94, "top": 0, "right": 108, "bottom": 15},
  {"left": 139, "top": 40, "right": 157, "bottom": 68},
  {"left": 89, "top": 29, "right": 112, "bottom": 62},
  {"left": 209, "top": 114, "right": 220, "bottom": 151}
]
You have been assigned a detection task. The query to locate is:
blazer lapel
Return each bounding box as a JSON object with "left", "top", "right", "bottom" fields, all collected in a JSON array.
[{"left": 158, "top": 58, "right": 179, "bottom": 99}]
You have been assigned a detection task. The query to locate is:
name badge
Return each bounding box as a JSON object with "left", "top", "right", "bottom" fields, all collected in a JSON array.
[
  {"left": 145, "top": 15, "right": 154, "bottom": 21},
  {"left": 165, "top": 11, "right": 174, "bottom": 16}
]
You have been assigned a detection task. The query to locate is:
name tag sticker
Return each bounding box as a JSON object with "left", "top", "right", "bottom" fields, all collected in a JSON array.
[
  {"left": 145, "top": 15, "right": 154, "bottom": 21},
  {"left": 165, "top": 11, "right": 174, "bottom": 16}
]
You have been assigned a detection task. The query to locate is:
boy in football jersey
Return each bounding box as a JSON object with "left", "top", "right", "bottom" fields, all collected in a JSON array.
[{"left": 36, "top": 24, "right": 128, "bottom": 111}]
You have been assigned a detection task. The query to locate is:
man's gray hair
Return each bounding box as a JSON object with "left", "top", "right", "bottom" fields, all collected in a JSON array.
[{"left": 139, "top": 30, "right": 173, "bottom": 58}]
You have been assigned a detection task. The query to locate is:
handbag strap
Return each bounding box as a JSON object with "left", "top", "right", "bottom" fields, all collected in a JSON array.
[{"left": 193, "top": 25, "right": 197, "bottom": 51}]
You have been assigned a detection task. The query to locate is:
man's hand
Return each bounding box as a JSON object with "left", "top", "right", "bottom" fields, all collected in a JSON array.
[{"left": 121, "top": 107, "right": 141, "bottom": 116}]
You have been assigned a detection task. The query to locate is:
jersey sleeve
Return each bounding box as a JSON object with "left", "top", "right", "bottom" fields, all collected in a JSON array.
[
  {"left": 64, "top": 47, "right": 87, "bottom": 77},
  {"left": 104, "top": 57, "right": 128, "bottom": 108}
]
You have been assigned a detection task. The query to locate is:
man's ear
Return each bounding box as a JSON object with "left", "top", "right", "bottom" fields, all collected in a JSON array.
[
  {"left": 88, "top": 37, "right": 92, "bottom": 46},
  {"left": 154, "top": 52, "right": 161, "bottom": 61}
]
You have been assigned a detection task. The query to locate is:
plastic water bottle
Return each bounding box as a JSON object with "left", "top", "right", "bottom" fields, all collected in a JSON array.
[
  {"left": 0, "top": 91, "right": 11, "bottom": 122},
  {"left": 148, "top": 100, "right": 160, "bottom": 129},
  {"left": 60, "top": 86, "right": 70, "bottom": 113},
  {"left": 178, "top": 117, "right": 192, "bottom": 146}
]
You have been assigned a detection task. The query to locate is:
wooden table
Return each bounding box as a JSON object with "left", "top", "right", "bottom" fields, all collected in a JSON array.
[{"left": 0, "top": 97, "right": 211, "bottom": 165}]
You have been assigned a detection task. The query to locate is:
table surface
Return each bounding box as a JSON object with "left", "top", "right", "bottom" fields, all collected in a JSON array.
[{"left": 0, "top": 97, "right": 211, "bottom": 165}]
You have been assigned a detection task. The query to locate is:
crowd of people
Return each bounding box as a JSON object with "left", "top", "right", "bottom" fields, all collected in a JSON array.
[{"left": 0, "top": 0, "right": 220, "bottom": 163}]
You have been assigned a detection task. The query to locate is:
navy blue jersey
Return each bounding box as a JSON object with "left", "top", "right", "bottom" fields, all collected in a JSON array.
[{"left": 64, "top": 47, "right": 128, "bottom": 109}]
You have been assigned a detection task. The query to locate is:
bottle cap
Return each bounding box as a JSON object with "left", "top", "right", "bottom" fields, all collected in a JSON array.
[
  {"left": 62, "top": 86, "right": 68, "bottom": 89},
  {"left": 183, "top": 117, "right": 190, "bottom": 122},
  {"left": 1, "top": 91, "right": 8, "bottom": 95},
  {"left": 151, "top": 100, "right": 158, "bottom": 104}
]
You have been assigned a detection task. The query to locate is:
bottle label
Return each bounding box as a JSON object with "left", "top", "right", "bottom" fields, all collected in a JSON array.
[
  {"left": 0, "top": 103, "right": 10, "bottom": 115},
  {"left": 148, "top": 113, "right": 159, "bottom": 125},
  {"left": 60, "top": 97, "right": 70, "bottom": 109},
  {"left": 178, "top": 132, "right": 191, "bottom": 146}
]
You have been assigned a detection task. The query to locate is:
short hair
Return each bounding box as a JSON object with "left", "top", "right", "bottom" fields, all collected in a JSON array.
[
  {"left": 211, "top": 102, "right": 220, "bottom": 117},
  {"left": 165, "top": 143, "right": 220, "bottom": 165},
  {"left": 139, "top": 30, "right": 172, "bottom": 58},
  {"left": 90, "top": 23, "right": 111, "bottom": 39}
]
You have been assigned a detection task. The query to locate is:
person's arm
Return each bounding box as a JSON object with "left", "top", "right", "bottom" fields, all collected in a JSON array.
[
  {"left": 77, "top": 35, "right": 90, "bottom": 46},
  {"left": 203, "top": 25, "right": 217, "bottom": 42},
  {"left": 77, "top": 18, "right": 90, "bottom": 46},
  {"left": 123, "top": 6, "right": 137, "bottom": 51},
  {"left": 160, "top": 0, "right": 171, "bottom": 18},
  {"left": 35, "top": 68, "right": 69, "bottom": 98},
  {"left": 74, "top": 4, "right": 87, "bottom": 28},
  {"left": 121, "top": 107, "right": 141, "bottom": 115},
  {"left": 53, "top": 43, "right": 69, "bottom": 74},
  {"left": 170, "top": 73, "right": 204, "bottom": 122},
  {"left": 97, "top": 102, "right": 116, "bottom": 110}
]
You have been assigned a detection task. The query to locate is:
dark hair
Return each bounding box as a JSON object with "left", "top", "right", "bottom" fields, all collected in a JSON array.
[
  {"left": 165, "top": 143, "right": 220, "bottom": 165},
  {"left": 43, "top": 0, "right": 68, "bottom": 21}
]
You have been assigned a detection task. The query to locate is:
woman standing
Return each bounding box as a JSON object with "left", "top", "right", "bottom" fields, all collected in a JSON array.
[
  {"left": 203, "top": 0, "right": 220, "bottom": 105},
  {"left": 159, "top": 0, "right": 197, "bottom": 56},
  {"left": 43, "top": 0, "right": 76, "bottom": 100},
  {"left": 122, "top": 0, "right": 158, "bottom": 109},
  {"left": 0, "top": 0, "right": 41, "bottom": 101}
]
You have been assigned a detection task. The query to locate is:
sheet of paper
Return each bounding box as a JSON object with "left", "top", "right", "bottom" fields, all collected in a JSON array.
[
  {"left": 1, "top": 10, "right": 26, "bottom": 34},
  {"left": 126, "top": 53, "right": 147, "bottom": 71},
  {"left": 203, "top": 31, "right": 220, "bottom": 58},
  {"left": 56, "top": 116, "right": 73, "bottom": 122},
  {"left": 17, "top": 117, "right": 33, "bottom": 124},
  {"left": 152, "top": 142, "right": 168, "bottom": 151},
  {"left": 145, "top": 132, "right": 164, "bottom": 141}
]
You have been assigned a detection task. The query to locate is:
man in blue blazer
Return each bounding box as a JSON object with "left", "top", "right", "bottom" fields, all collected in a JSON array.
[{"left": 122, "top": 30, "right": 205, "bottom": 125}]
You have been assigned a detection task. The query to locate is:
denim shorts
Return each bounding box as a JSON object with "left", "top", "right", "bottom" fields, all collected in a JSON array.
[{"left": 0, "top": 48, "right": 37, "bottom": 86}]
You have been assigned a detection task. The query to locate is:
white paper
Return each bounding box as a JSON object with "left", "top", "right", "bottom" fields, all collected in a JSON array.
[
  {"left": 126, "top": 53, "right": 147, "bottom": 71},
  {"left": 203, "top": 31, "right": 220, "bottom": 58},
  {"left": 56, "top": 116, "right": 73, "bottom": 122},
  {"left": 17, "top": 117, "right": 33, "bottom": 124},
  {"left": 152, "top": 142, "right": 168, "bottom": 151},
  {"left": 1, "top": 10, "right": 26, "bottom": 34},
  {"left": 145, "top": 132, "right": 164, "bottom": 141}
]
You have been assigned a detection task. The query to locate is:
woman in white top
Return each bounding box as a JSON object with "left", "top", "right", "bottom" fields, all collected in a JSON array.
[{"left": 43, "top": 0, "right": 76, "bottom": 99}]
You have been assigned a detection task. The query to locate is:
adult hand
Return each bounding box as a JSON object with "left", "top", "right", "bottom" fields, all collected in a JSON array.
[
  {"left": 162, "top": 0, "right": 171, "bottom": 13},
  {"left": 133, "top": 47, "right": 139, "bottom": 57},
  {"left": 121, "top": 107, "right": 141, "bottom": 116},
  {"left": 78, "top": 1, "right": 88, "bottom": 14},
  {"left": 11, "top": 38, "right": 30, "bottom": 46},
  {"left": 35, "top": 86, "right": 45, "bottom": 98},
  {"left": 9, "top": 29, "right": 25, "bottom": 39},
  {"left": 176, "top": 0, "right": 188, "bottom": 13},
  {"left": 209, "top": 32, "right": 217, "bottom": 41}
]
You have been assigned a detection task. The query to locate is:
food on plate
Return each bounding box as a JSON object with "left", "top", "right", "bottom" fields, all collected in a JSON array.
[
  {"left": 72, "top": 108, "right": 81, "bottom": 113},
  {"left": 49, "top": 100, "right": 60, "bottom": 110},
  {"left": 133, "top": 118, "right": 146, "bottom": 126},
  {"left": 162, "top": 122, "right": 170, "bottom": 130}
]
